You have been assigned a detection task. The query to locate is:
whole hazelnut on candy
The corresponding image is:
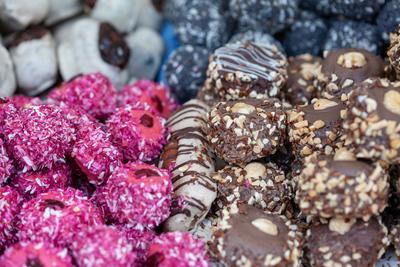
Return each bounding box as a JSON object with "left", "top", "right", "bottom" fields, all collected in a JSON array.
[
  {"left": 0, "top": 0, "right": 49, "bottom": 32},
  {"left": 57, "top": 18, "right": 130, "bottom": 88},
  {"left": 0, "top": 44, "right": 16, "bottom": 97},
  {"left": 8, "top": 26, "right": 58, "bottom": 96}
]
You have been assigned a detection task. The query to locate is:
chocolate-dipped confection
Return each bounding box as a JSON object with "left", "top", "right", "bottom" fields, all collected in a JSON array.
[
  {"left": 317, "top": 48, "right": 384, "bottom": 99},
  {"left": 57, "top": 18, "right": 129, "bottom": 88},
  {"left": 305, "top": 217, "right": 389, "bottom": 267},
  {"left": 296, "top": 151, "right": 389, "bottom": 219},
  {"left": 203, "top": 42, "right": 288, "bottom": 101},
  {"left": 213, "top": 162, "right": 293, "bottom": 218},
  {"left": 83, "top": 0, "right": 140, "bottom": 32},
  {"left": 207, "top": 99, "right": 286, "bottom": 166},
  {"left": 211, "top": 204, "right": 302, "bottom": 267},
  {"left": 0, "top": 44, "right": 16, "bottom": 97},
  {"left": 9, "top": 26, "right": 57, "bottom": 96},
  {"left": 284, "top": 54, "right": 321, "bottom": 106},
  {"left": 342, "top": 78, "right": 400, "bottom": 163},
  {"left": 159, "top": 99, "right": 217, "bottom": 231},
  {"left": 287, "top": 98, "right": 346, "bottom": 157}
]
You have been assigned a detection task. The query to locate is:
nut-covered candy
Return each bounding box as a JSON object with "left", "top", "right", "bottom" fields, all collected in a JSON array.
[
  {"left": 211, "top": 204, "right": 302, "bottom": 267},
  {"left": 213, "top": 162, "right": 293, "bottom": 217},
  {"left": 207, "top": 99, "right": 286, "bottom": 166},
  {"left": 284, "top": 54, "right": 322, "bottom": 106},
  {"left": 296, "top": 152, "right": 389, "bottom": 219},
  {"left": 58, "top": 18, "right": 130, "bottom": 88},
  {"left": 317, "top": 48, "right": 384, "bottom": 99},
  {"left": 388, "top": 26, "right": 400, "bottom": 80},
  {"left": 305, "top": 217, "right": 390, "bottom": 267},
  {"left": 0, "top": 44, "right": 16, "bottom": 97},
  {"left": 203, "top": 42, "right": 288, "bottom": 101},
  {"left": 342, "top": 78, "right": 400, "bottom": 163},
  {"left": 287, "top": 98, "right": 346, "bottom": 157}
]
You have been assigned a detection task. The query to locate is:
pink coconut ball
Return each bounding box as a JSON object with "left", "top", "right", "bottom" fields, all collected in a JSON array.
[
  {"left": 118, "top": 80, "right": 178, "bottom": 118},
  {"left": 47, "top": 72, "right": 117, "bottom": 120},
  {"left": 147, "top": 232, "right": 210, "bottom": 267},
  {"left": 0, "top": 241, "right": 73, "bottom": 267},
  {"left": 7, "top": 95, "right": 42, "bottom": 108},
  {"left": 106, "top": 104, "right": 167, "bottom": 162},
  {"left": 13, "top": 163, "right": 71, "bottom": 199},
  {"left": 70, "top": 225, "right": 136, "bottom": 267},
  {"left": 3, "top": 104, "right": 75, "bottom": 171},
  {"left": 99, "top": 162, "right": 172, "bottom": 229},
  {"left": 0, "top": 186, "right": 23, "bottom": 252},
  {"left": 0, "top": 138, "right": 14, "bottom": 184},
  {"left": 120, "top": 226, "right": 156, "bottom": 265},
  {"left": 17, "top": 188, "right": 103, "bottom": 246},
  {"left": 72, "top": 123, "right": 122, "bottom": 186}
]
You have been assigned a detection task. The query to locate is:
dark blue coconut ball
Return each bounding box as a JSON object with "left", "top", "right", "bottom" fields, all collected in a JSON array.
[
  {"left": 230, "top": 0, "right": 299, "bottom": 34},
  {"left": 163, "top": 45, "right": 210, "bottom": 103},
  {"left": 377, "top": 0, "right": 400, "bottom": 42},
  {"left": 323, "top": 20, "right": 380, "bottom": 54},
  {"left": 282, "top": 11, "right": 328, "bottom": 56}
]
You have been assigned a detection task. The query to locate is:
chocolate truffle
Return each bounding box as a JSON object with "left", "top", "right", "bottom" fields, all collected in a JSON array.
[
  {"left": 211, "top": 204, "right": 302, "bottom": 267},
  {"left": 58, "top": 18, "right": 129, "bottom": 88},
  {"left": 213, "top": 162, "right": 293, "bottom": 217},
  {"left": 126, "top": 27, "right": 164, "bottom": 80},
  {"left": 0, "top": 44, "right": 16, "bottom": 97},
  {"left": 204, "top": 42, "right": 288, "bottom": 100},
  {"left": 230, "top": 0, "right": 298, "bottom": 34},
  {"left": 305, "top": 217, "right": 390, "bottom": 267},
  {"left": 388, "top": 27, "right": 400, "bottom": 80},
  {"left": 323, "top": 20, "right": 380, "bottom": 54},
  {"left": 287, "top": 98, "right": 346, "bottom": 157},
  {"left": 228, "top": 31, "right": 285, "bottom": 54},
  {"left": 83, "top": 0, "right": 141, "bottom": 32},
  {"left": 317, "top": 48, "right": 384, "bottom": 99},
  {"left": 296, "top": 151, "right": 389, "bottom": 219},
  {"left": 377, "top": 0, "right": 400, "bottom": 42},
  {"left": 284, "top": 54, "right": 321, "bottom": 106},
  {"left": 207, "top": 99, "right": 286, "bottom": 166},
  {"left": 159, "top": 100, "right": 217, "bottom": 231},
  {"left": 342, "top": 78, "right": 400, "bottom": 163}
]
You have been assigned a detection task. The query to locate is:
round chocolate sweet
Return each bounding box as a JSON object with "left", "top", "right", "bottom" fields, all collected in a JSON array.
[
  {"left": 305, "top": 217, "right": 389, "bottom": 267},
  {"left": 207, "top": 99, "right": 286, "bottom": 166},
  {"left": 317, "top": 48, "right": 384, "bottom": 99},
  {"left": 213, "top": 162, "right": 293, "bottom": 218},
  {"left": 211, "top": 204, "right": 302, "bottom": 267},
  {"left": 284, "top": 54, "right": 321, "bottom": 106},
  {"left": 342, "top": 78, "right": 400, "bottom": 163},
  {"left": 228, "top": 31, "right": 285, "bottom": 55},
  {"left": 388, "top": 26, "right": 400, "bottom": 80},
  {"left": 296, "top": 152, "right": 389, "bottom": 219},
  {"left": 204, "top": 42, "right": 288, "bottom": 101},
  {"left": 287, "top": 98, "right": 346, "bottom": 157}
]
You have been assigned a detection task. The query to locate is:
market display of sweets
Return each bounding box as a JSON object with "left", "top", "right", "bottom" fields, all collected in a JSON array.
[{"left": 4, "top": 0, "right": 400, "bottom": 267}]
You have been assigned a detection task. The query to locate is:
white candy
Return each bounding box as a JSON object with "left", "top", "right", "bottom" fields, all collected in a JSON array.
[
  {"left": 126, "top": 27, "right": 164, "bottom": 80},
  {"left": 0, "top": 0, "right": 49, "bottom": 31},
  {"left": 159, "top": 100, "right": 217, "bottom": 231},
  {"left": 0, "top": 44, "right": 16, "bottom": 97},
  {"left": 45, "top": 0, "right": 82, "bottom": 26},
  {"left": 136, "top": 0, "right": 163, "bottom": 30},
  {"left": 9, "top": 31, "right": 57, "bottom": 96},
  {"left": 85, "top": 0, "right": 142, "bottom": 32},
  {"left": 57, "top": 18, "right": 128, "bottom": 89}
]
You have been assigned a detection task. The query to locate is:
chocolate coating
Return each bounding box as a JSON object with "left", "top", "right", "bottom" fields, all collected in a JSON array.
[
  {"left": 305, "top": 217, "right": 389, "bottom": 267},
  {"left": 9, "top": 26, "right": 49, "bottom": 48},
  {"left": 98, "top": 23, "right": 130, "bottom": 69}
]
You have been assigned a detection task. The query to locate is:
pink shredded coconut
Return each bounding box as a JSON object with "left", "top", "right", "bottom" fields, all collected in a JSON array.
[
  {"left": 99, "top": 162, "right": 172, "bottom": 229},
  {"left": 0, "top": 241, "right": 73, "bottom": 267},
  {"left": 17, "top": 188, "right": 104, "bottom": 246},
  {"left": 3, "top": 104, "right": 75, "bottom": 171},
  {"left": 106, "top": 104, "right": 167, "bottom": 162},
  {"left": 13, "top": 163, "right": 71, "bottom": 199},
  {"left": 7, "top": 95, "right": 42, "bottom": 108},
  {"left": 47, "top": 72, "right": 117, "bottom": 120},
  {"left": 120, "top": 226, "right": 156, "bottom": 265},
  {"left": 0, "top": 138, "right": 14, "bottom": 184},
  {"left": 118, "top": 80, "right": 178, "bottom": 118},
  {"left": 147, "top": 232, "right": 210, "bottom": 267},
  {"left": 0, "top": 186, "right": 23, "bottom": 252},
  {"left": 70, "top": 225, "right": 136, "bottom": 267},
  {"left": 72, "top": 124, "right": 122, "bottom": 186}
]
